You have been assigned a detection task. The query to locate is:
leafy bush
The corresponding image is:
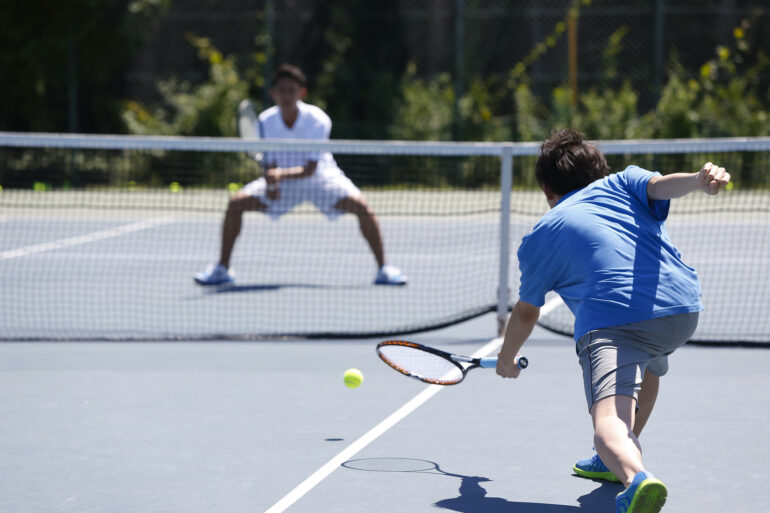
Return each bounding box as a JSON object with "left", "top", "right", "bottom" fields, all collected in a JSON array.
[
  {"left": 122, "top": 35, "right": 255, "bottom": 137},
  {"left": 511, "top": 17, "right": 769, "bottom": 187},
  {"left": 120, "top": 35, "right": 264, "bottom": 186},
  {"left": 389, "top": 63, "right": 455, "bottom": 142}
]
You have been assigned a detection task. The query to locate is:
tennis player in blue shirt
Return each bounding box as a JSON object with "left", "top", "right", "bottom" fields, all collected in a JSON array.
[{"left": 496, "top": 129, "right": 730, "bottom": 513}]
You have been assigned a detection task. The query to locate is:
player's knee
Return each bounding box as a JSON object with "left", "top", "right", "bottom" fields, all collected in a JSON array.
[
  {"left": 338, "top": 196, "right": 372, "bottom": 217},
  {"left": 352, "top": 200, "right": 374, "bottom": 217},
  {"left": 226, "top": 197, "right": 248, "bottom": 214},
  {"left": 226, "top": 200, "right": 240, "bottom": 214},
  {"left": 357, "top": 205, "right": 375, "bottom": 218}
]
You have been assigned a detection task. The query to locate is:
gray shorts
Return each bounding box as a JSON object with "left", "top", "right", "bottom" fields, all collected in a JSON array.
[{"left": 576, "top": 312, "right": 699, "bottom": 412}]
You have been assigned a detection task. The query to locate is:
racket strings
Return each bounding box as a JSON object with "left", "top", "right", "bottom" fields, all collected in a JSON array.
[{"left": 378, "top": 345, "right": 464, "bottom": 385}]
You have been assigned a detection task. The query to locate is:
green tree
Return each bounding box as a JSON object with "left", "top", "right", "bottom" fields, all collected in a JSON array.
[
  {"left": 122, "top": 35, "right": 255, "bottom": 137},
  {"left": 0, "top": 0, "right": 169, "bottom": 133}
]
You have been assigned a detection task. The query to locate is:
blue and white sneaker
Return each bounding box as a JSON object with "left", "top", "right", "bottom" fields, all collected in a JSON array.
[
  {"left": 374, "top": 265, "right": 407, "bottom": 286},
  {"left": 616, "top": 470, "right": 667, "bottom": 513},
  {"left": 194, "top": 263, "right": 234, "bottom": 286},
  {"left": 574, "top": 453, "right": 621, "bottom": 482}
]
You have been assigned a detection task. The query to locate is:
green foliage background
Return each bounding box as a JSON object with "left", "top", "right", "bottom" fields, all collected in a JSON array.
[
  {"left": 0, "top": 0, "right": 171, "bottom": 133},
  {"left": 1, "top": 1, "right": 768, "bottom": 189}
]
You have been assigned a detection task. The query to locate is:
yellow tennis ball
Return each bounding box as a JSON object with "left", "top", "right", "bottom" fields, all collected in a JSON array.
[
  {"left": 169, "top": 182, "right": 181, "bottom": 193},
  {"left": 343, "top": 368, "right": 363, "bottom": 389}
]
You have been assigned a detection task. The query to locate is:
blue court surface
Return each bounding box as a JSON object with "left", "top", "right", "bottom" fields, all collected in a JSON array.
[{"left": 1, "top": 313, "right": 768, "bottom": 513}]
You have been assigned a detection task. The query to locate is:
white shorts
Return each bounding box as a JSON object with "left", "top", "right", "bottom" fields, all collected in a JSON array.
[{"left": 242, "top": 168, "right": 361, "bottom": 220}]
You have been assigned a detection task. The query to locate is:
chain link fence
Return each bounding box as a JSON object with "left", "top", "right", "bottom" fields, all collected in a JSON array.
[{"left": 125, "top": 0, "right": 768, "bottom": 135}]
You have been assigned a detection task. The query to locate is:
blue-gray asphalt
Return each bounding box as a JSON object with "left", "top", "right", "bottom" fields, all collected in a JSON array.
[{"left": 1, "top": 314, "right": 768, "bottom": 513}]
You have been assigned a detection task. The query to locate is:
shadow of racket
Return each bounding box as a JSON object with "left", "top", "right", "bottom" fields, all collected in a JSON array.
[{"left": 342, "top": 457, "right": 472, "bottom": 479}]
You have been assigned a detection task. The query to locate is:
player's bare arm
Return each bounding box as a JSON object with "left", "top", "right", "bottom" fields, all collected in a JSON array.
[
  {"left": 647, "top": 162, "right": 731, "bottom": 200},
  {"left": 264, "top": 161, "right": 318, "bottom": 199},
  {"left": 265, "top": 160, "right": 318, "bottom": 183},
  {"left": 497, "top": 300, "right": 539, "bottom": 378}
]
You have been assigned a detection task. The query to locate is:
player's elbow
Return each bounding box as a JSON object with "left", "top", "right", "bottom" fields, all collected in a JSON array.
[
  {"left": 646, "top": 176, "right": 664, "bottom": 201},
  {"left": 513, "top": 301, "right": 540, "bottom": 325},
  {"left": 302, "top": 162, "right": 318, "bottom": 178}
]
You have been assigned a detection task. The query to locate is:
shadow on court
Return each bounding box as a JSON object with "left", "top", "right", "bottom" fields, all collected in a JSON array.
[
  {"left": 202, "top": 282, "right": 371, "bottom": 294},
  {"left": 435, "top": 475, "right": 619, "bottom": 512},
  {"left": 343, "top": 458, "right": 621, "bottom": 512}
]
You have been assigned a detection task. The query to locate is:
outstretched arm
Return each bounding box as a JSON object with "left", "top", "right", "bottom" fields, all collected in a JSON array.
[
  {"left": 497, "top": 300, "right": 540, "bottom": 378},
  {"left": 647, "top": 162, "right": 731, "bottom": 201},
  {"left": 265, "top": 160, "right": 318, "bottom": 183},
  {"left": 263, "top": 161, "right": 318, "bottom": 199}
]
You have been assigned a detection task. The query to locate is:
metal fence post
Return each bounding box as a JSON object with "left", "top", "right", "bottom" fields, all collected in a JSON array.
[{"left": 497, "top": 144, "right": 513, "bottom": 335}]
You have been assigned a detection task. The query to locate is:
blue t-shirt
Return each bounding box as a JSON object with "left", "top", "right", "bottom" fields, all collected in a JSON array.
[{"left": 518, "top": 166, "right": 703, "bottom": 340}]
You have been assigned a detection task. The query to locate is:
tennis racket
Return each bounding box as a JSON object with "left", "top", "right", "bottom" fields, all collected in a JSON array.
[
  {"left": 237, "top": 99, "right": 263, "bottom": 163},
  {"left": 376, "top": 340, "right": 528, "bottom": 386}
]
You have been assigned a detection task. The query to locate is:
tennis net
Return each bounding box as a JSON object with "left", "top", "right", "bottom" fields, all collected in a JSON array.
[{"left": 0, "top": 133, "right": 768, "bottom": 343}]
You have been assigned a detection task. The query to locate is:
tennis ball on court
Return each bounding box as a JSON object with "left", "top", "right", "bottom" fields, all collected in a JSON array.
[
  {"left": 343, "top": 368, "right": 364, "bottom": 389},
  {"left": 725, "top": 181, "right": 734, "bottom": 191},
  {"left": 169, "top": 182, "right": 181, "bottom": 193},
  {"left": 227, "top": 182, "right": 241, "bottom": 193}
]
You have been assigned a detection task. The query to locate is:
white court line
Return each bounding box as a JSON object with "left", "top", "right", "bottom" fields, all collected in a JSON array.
[
  {"left": 0, "top": 218, "right": 175, "bottom": 260},
  {"left": 263, "top": 295, "right": 564, "bottom": 513},
  {"left": 262, "top": 336, "right": 502, "bottom": 513}
]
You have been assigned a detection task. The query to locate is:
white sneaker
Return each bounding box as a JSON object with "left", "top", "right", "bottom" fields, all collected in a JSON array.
[
  {"left": 194, "top": 263, "right": 234, "bottom": 286},
  {"left": 374, "top": 265, "right": 408, "bottom": 286}
]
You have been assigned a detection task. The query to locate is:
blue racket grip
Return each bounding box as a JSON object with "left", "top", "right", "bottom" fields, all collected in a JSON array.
[{"left": 479, "top": 356, "right": 528, "bottom": 369}]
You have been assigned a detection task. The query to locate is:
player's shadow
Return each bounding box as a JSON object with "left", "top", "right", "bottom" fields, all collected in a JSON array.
[
  {"left": 342, "top": 457, "right": 619, "bottom": 513},
  {"left": 206, "top": 282, "right": 369, "bottom": 294},
  {"left": 434, "top": 473, "right": 619, "bottom": 512}
]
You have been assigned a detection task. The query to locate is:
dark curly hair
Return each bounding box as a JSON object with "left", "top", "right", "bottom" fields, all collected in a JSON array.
[
  {"left": 535, "top": 129, "right": 609, "bottom": 195},
  {"left": 270, "top": 63, "right": 307, "bottom": 88}
]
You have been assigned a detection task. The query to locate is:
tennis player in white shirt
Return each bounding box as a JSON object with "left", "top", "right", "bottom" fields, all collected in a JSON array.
[{"left": 195, "top": 64, "right": 407, "bottom": 286}]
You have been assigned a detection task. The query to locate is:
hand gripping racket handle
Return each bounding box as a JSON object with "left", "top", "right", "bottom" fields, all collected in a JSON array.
[{"left": 479, "top": 356, "right": 528, "bottom": 369}]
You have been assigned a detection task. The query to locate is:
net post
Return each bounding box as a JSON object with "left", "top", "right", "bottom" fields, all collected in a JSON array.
[{"left": 497, "top": 144, "right": 513, "bottom": 335}]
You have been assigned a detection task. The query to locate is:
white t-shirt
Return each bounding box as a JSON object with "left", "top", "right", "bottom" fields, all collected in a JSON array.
[{"left": 257, "top": 101, "right": 339, "bottom": 176}]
